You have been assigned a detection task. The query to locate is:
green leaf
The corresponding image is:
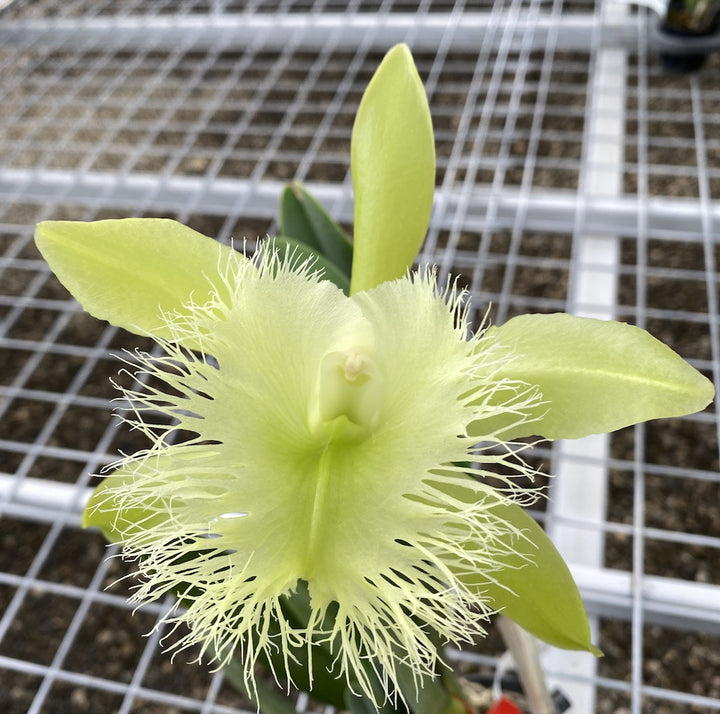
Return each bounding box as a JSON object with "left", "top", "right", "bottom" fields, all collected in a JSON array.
[
  {"left": 345, "top": 690, "right": 389, "bottom": 714},
  {"left": 479, "top": 313, "right": 715, "bottom": 440},
  {"left": 279, "top": 181, "right": 353, "bottom": 277},
  {"left": 271, "top": 583, "right": 350, "bottom": 709},
  {"left": 350, "top": 43, "right": 435, "bottom": 294},
  {"left": 223, "top": 656, "right": 304, "bottom": 714},
  {"left": 35, "top": 218, "right": 244, "bottom": 345},
  {"left": 394, "top": 666, "right": 465, "bottom": 714},
  {"left": 271, "top": 236, "right": 351, "bottom": 294},
  {"left": 459, "top": 491, "right": 601, "bottom": 656},
  {"left": 345, "top": 667, "right": 466, "bottom": 714}
]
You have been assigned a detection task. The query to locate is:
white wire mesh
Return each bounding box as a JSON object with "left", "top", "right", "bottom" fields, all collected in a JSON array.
[{"left": 0, "top": 1, "right": 718, "bottom": 713}]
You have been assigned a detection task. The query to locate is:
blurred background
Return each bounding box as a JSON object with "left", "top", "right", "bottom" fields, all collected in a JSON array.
[{"left": 0, "top": 1, "right": 718, "bottom": 713}]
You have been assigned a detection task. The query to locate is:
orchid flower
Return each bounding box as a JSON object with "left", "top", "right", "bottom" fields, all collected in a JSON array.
[{"left": 34, "top": 44, "right": 713, "bottom": 711}]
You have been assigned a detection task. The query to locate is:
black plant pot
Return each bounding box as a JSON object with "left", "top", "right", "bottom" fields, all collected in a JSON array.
[{"left": 658, "top": 0, "right": 720, "bottom": 71}]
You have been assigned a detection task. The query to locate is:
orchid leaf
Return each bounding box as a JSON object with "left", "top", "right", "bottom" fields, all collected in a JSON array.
[
  {"left": 35, "top": 218, "right": 244, "bottom": 345},
  {"left": 271, "top": 235, "right": 350, "bottom": 294},
  {"left": 223, "top": 657, "right": 303, "bottom": 714},
  {"left": 439, "top": 478, "right": 599, "bottom": 655},
  {"left": 345, "top": 691, "right": 390, "bottom": 714},
  {"left": 479, "top": 313, "right": 715, "bottom": 440},
  {"left": 394, "top": 665, "right": 463, "bottom": 714},
  {"left": 272, "top": 583, "right": 350, "bottom": 709},
  {"left": 350, "top": 43, "right": 435, "bottom": 294},
  {"left": 480, "top": 498, "right": 601, "bottom": 655},
  {"left": 279, "top": 181, "right": 353, "bottom": 278}
]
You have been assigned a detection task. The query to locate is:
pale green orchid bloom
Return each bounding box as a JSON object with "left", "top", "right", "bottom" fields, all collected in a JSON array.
[{"left": 33, "top": 43, "right": 714, "bottom": 710}]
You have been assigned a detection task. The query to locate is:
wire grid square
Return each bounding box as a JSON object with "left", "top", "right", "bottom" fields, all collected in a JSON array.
[{"left": 0, "top": 1, "right": 719, "bottom": 712}]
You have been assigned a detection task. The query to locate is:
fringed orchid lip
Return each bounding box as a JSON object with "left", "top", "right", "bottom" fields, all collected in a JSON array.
[{"left": 86, "top": 245, "right": 544, "bottom": 704}]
